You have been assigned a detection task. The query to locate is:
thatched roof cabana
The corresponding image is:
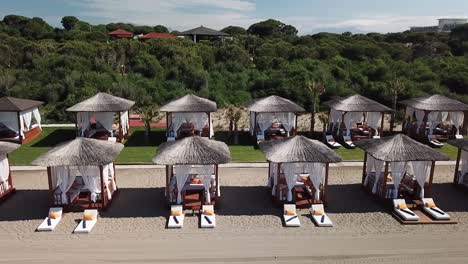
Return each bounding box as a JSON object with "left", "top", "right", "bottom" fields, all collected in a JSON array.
[
  {"left": 447, "top": 139, "right": 468, "bottom": 184},
  {"left": 32, "top": 137, "right": 124, "bottom": 166},
  {"left": 66, "top": 93, "right": 134, "bottom": 112},
  {"left": 0, "top": 97, "right": 43, "bottom": 112},
  {"left": 259, "top": 135, "right": 342, "bottom": 163},
  {"left": 0, "top": 141, "right": 20, "bottom": 156},
  {"left": 152, "top": 136, "right": 230, "bottom": 165},
  {"left": 448, "top": 138, "right": 468, "bottom": 152},
  {"left": 400, "top": 95, "right": 468, "bottom": 111},
  {"left": 324, "top": 94, "right": 392, "bottom": 112},
  {"left": 355, "top": 134, "right": 449, "bottom": 162},
  {"left": 356, "top": 134, "right": 449, "bottom": 201},
  {"left": 259, "top": 135, "right": 342, "bottom": 205},
  {"left": 247, "top": 95, "right": 305, "bottom": 113},
  {"left": 66, "top": 93, "right": 134, "bottom": 142},
  {"left": 160, "top": 95, "right": 217, "bottom": 140},
  {"left": 159, "top": 94, "right": 217, "bottom": 113}
]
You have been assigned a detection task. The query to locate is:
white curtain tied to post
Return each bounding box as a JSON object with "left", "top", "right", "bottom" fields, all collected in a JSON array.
[
  {"left": 78, "top": 166, "right": 101, "bottom": 202},
  {"left": 120, "top": 111, "right": 129, "bottom": 136},
  {"left": 270, "top": 162, "right": 278, "bottom": 195},
  {"left": 198, "top": 165, "right": 213, "bottom": 203},
  {"left": 257, "top": 113, "right": 275, "bottom": 136},
  {"left": 364, "top": 154, "right": 376, "bottom": 186},
  {"left": 344, "top": 112, "right": 363, "bottom": 136},
  {"left": 174, "top": 165, "right": 191, "bottom": 204},
  {"left": 53, "top": 166, "right": 75, "bottom": 204},
  {"left": 21, "top": 111, "right": 33, "bottom": 131},
  {"left": 102, "top": 163, "right": 116, "bottom": 199},
  {"left": 209, "top": 113, "right": 214, "bottom": 138},
  {"left": 427, "top": 112, "right": 442, "bottom": 135},
  {"left": 32, "top": 108, "right": 41, "bottom": 130},
  {"left": 411, "top": 161, "right": 431, "bottom": 199},
  {"left": 94, "top": 112, "right": 115, "bottom": 136},
  {"left": 459, "top": 151, "right": 468, "bottom": 184},
  {"left": 330, "top": 109, "right": 342, "bottom": 131},
  {"left": 186, "top": 112, "right": 208, "bottom": 134},
  {"left": 390, "top": 162, "right": 407, "bottom": 198},
  {"left": 0, "top": 155, "right": 10, "bottom": 189},
  {"left": 78, "top": 112, "right": 90, "bottom": 136},
  {"left": 449, "top": 112, "right": 465, "bottom": 135},
  {"left": 0, "top": 112, "right": 22, "bottom": 137},
  {"left": 282, "top": 163, "right": 299, "bottom": 201},
  {"left": 250, "top": 112, "right": 256, "bottom": 135},
  {"left": 367, "top": 112, "right": 382, "bottom": 134},
  {"left": 305, "top": 163, "right": 325, "bottom": 201},
  {"left": 414, "top": 109, "right": 425, "bottom": 134},
  {"left": 170, "top": 113, "right": 186, "bottom": 137},
  {"left": 372, "top": 159, "right": 384, "bottom": 194},
  {"left": 276, "top": 112, "right": 296, "bottom": 136}
]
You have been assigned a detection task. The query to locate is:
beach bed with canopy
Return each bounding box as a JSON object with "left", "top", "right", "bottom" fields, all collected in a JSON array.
[
  {"left": 400, "top": 95, "right": 468, "bottom": 147},
  {"left": 32, "top": 138, "right": 123, "bottom": 212},
  {"left": 160, "top": 94, "right": 217, "bottom": 141},
  {"left": 448, "top": 139, "right": 468, "bottom": 188},
  {"left": 355, "top": 134, "right": 454, "bottom": 224},
  {"left": 0, "top": 142, "right": 20, "bottom": 201},
  {"left": 247, "top": 96, "right": 305, "bottom": 143},
  {"left": 0, "top": 97, "right": 43, "bottom": 144},
  {"left": 67, "top": 93, "right": 135, "bottom": 142},
  {"left": 259, "top": 135, "right": 342, "bottom": 208},
  {"left": 324, "top": 95, "right": 393, "bottom": 148},
  {"left": 152, "top": 136, "right": 230, "bottom": 211}
]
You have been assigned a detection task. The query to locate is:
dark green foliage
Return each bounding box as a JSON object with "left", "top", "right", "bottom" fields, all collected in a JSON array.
[{"left": 0, "top": 15, "right": 467, "bottom": 123}]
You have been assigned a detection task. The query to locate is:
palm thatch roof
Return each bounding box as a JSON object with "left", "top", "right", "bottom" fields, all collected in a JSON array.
[
  {"left": 178, "top": 26, "right": 229, "bottom": 36},
  {"left": 152, "top": 136, "right": 230, "bottom": 165},
  {"left": 399, "top": 94, "right": 468, "bottom": 111},
  {"left": 0, "top": 97, "right": 43, "bottom": 112},
  {"left": 259, "top": 136, "right": 342, "bottom": 163},
  {"left": 31, "top": 138, "right": 124, "bottom": 166},
  {"left": 323, "top": 94, "right": 392, "bottom": 112},
  {"left": 66, "top": 93, "right": 135, "bottom": 112},
  {"left": 447, "top": 139, "right": 468, "bottom": 152},
  {"left": 247, "top": 95, "right": 305, "bottom": 113},
  {"left": 0, "top": 142, "right": 20, "bottom": 156},
  {"left": 355, "top": 134, "right": 449, "bottom": 162},
  {"left": 159, "top": 94, "right": 217, "bottom": 112}
]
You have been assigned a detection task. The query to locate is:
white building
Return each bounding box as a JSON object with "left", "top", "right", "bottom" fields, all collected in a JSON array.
[{"left": 410, "top": 18, "right": 467, "bottom": 33}]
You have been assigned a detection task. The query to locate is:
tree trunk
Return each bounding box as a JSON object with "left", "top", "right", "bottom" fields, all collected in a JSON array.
[
  {"left": 234, "top": 123, "right": 239, "bottom": 145},
  {"left": 145, "top": 123, "right": 151, "bottom": 137}
]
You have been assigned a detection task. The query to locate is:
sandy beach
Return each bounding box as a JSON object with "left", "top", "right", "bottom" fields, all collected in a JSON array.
[{"left": 1, "top": 164, "right": 468, "bottom": 263}]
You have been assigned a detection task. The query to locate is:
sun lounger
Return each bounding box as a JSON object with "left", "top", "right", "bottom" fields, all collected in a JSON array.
[
  {"left": 325, "top": 135, "right": 341, "bottom": 149},
  {"left": 310, "top": 204, "right": 333, "bottom": 227},
  {"left": 200, "top": 205, "right": 216, "bottom": 228},
  {"left": 283, "top": 204, "right": 300, "bottom": 227},
  {"left": 393, "top": 199, "right": 419, "bottom": 221},
  {"left": 455, "top": 135, "right": 463, "bottom": 139},
  {"left": 74, "top": 209, "right": 98, "bottom": 233},
  {"left": 373, "top": 136, "right": 380, "bottom": 139},
  {"left": 37, "top": 207, "right": 63, "bottom": 232},
  {"left": 422, "top": 198, "right": 450, "bottom": 220},
  {"left": 167, "top": 205, "right": 184, "bottom": 228},
  {"left": 428, "top": 135, "right": 444, "bottom": 147},
  {"left": 343, "top": 136, "right": 355, "bottom": 148}
]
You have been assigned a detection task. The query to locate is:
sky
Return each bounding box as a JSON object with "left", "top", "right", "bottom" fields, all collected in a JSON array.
[{"left": 1, "top": 0, "right": 468, "bottom": 34}]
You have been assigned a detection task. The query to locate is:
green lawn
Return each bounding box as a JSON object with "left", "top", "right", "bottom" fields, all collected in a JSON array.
[{"left": 7, "top": 127, "right": 462, "bottom": 165}]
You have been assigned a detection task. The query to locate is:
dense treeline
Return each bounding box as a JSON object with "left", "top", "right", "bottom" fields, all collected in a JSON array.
[{"left": 0, "top": 15, "right": 468, "bottom": 122}]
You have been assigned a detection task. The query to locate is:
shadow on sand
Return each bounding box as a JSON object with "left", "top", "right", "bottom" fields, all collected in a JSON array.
[{"left": 0, "top": 190, "right": 49, "bottom": 221}]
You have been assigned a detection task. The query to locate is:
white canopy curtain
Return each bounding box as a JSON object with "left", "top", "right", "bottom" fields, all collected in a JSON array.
[
  {"left": 0, "top": 111, "right": 22, "bottom": 136},
  {"left": 405, "top": 107, "right": 415, "bottom": 120},
  {"left": 343, "top": 112, "right": 363, "bottom": 136},
  {"left": 52, "top": 166, "right": 75, "bottom": 204},
  {"left": 282, "top": 163, "right": 300, "bottom": 201},
  {"left": 174, "top": 165, "right": 191, "bottom": 204},
  {"left": 170, "top": 112, "right": 209, "bottom": 137},
  {"left": 32, "top": 108, "right": 41, "bottom": 129},
  {"left": 94, "top": 112, "right": 115, "bottom": 135},
  {"left": 372, "top": 159, "right": 384, "bottom": 194},
  {"left": 459, "top": 151, "right": 468, "bottom": 184},
  {"left": 329, "top": 108, "right": 342, "bottom": 131},
  {"left": 209, "top": 113, "right": 214, "bottom": 138},
  {"left": 364, "top": 154, "right": 376, "bottom": 186},
  {"left": 276, "top": 112, "right": 296, "bottom": 136},
  {"left": 449, "top": 112, "right": 465, "bottom": 135},
  {"left": 78, "top": 112, "right": 90, "bottom": 136},
  {"left": 427, "top": 112, "right": 443, "bottom": 135},
  {"left": 366, "top": 112, "right": 383, "bottom": 133},
  {"left": 120, "top": 111, "right": 129, "bottom": 136},
  {"left": 77, "top": 166, "right": 101, "bottom": 202},
  {"left": 102, "top": 163, "right": 116, "bottom": 199},
  {"left": 304, "top": 163, "right": 326, "bottom": 201},
  {"left": 250, "top": 112, "right": 255, "bottom": 135},
  {"left": 256, "top": 113, "right": 275, "bottom": 135},
  {"left": 0, "top": 155, "right": 10, "bottom": 189},
  {"left": 270, "top": 162, "right": 278, "bottom": 195},
  {"left": 196, "top": 165, "right": 214, "bottom": 203},
  {"left": 390, "top": 162, "right": 407, "bottom": 198},
  {"left": 21, "top": 110, "right": 33, "bottom": 131},
  {"left": 411, "top": 161, "right": 432, "bottom": 199},
  {"left": 414, "top": 109, "right": 425, "bottom": 134}
]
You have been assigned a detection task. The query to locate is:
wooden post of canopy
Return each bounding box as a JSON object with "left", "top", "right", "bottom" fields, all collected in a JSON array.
[
  {"left": 362, "top": 153, "right": 367, "bottom": 185},
  {"left": 165, "top": 165, "right": 170, "bottom": 198},
  {"left": 75, "top": 113, "right": 79, "bottom": 137},
  {"left": 207, "top": 112, "right": 211, "bottom": 138},
  {"left": 340, "top": 112, "right": 346, "bottom": 138},
  {"left": 253, "top": 112, "right": 257, "bottom": 138},
  {"left": 47, "top": 167, "right": 53, "bottom": 206},
  {"left": 7, "top": 154, "right": 13, "bottom": 191},
  {"left": 16, "top": 112, "right": 22, "bottom": 143},
  {"left": 118, "top": 111, "right": 123, "bottom": 142},
  {"left": 294, "top": 113, "right": 298, "bottom": 136},
  {"left": 276, "top": 163, "right": 281, "bottom": 203},
  {"left": 268, "top": 161, "right": 271, "bottom": 188},
  {"left": 323, "top": 163, "right": 330, "bottom": 205},
  {"left": 99, "top": 165, "right": 105, "bottom": 208},
  {"left": 215, "top": 164, "right": 219, "bottom": 198},
  {"left": 454, "top": 148, "right": 462, "bottom": 184},
  {"left": 382, "top": 162, "right": 389, "bottom": 199},
  {"left": 427, "top": 161, "right": 436, "bottom": 197},
  {"left": 380, "top": 112, "right": 385, "bottom": 136}
]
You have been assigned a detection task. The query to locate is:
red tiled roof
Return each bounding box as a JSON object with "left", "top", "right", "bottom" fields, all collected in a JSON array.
[
  {"left": 140, "top": 32, "right": 177, "bottom": 39},
  {"left": 108, "top": 29, "right": 134, "bottom": 37}
]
